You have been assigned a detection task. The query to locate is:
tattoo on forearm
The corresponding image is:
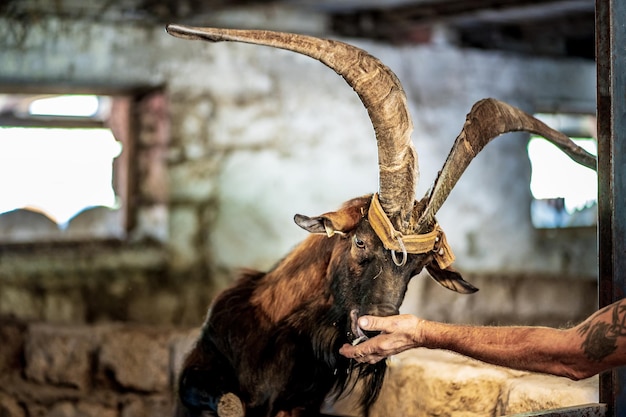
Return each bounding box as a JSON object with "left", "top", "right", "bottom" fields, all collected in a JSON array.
[{"left": 578, "top": 302, "right": 626, "bottom": 362}]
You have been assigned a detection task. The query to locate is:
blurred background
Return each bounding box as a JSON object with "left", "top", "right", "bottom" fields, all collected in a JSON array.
[{"left": 0, "top": 0, "right": 599, "bottom": 415}]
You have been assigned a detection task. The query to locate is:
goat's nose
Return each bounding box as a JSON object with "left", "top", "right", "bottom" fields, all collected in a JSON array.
[
  {"left": 360, "top": 303, "right": 399, "bottom": 339},
  {"left": 364, "top": 303, "right": 399, "bottom": 317}
]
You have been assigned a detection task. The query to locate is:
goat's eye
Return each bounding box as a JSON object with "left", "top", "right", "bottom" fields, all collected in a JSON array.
[{"left": 354, "top": 236, "right": 365, "bottom": 249}]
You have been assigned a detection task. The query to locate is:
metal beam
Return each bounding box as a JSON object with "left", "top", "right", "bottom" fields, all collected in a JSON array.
[{"left": 596, "top": 0, "right": 626, "bottom": 414}]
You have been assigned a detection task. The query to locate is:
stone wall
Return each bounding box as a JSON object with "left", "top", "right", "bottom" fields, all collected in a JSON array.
[
  {"left": 0, "top": 319, "right": 196, "bottom": 417},
  {"left": 0, "top": 7, "right": 598, "bottom": 327},
  {"left": 367, "top": 350, "right": 598, "bottom": 417},
  {"left": 0, "top": 319, "right": 598, "bottom": 417}
]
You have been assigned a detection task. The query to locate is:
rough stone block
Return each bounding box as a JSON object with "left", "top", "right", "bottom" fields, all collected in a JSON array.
[
  {"left": 170, "top": 328, "right": 201, "bottom": 384},
  {"left": 359, "top": 349, "right": 599, "bottom": 417},
  {"left": 133, "top": 204, "right": 168, "bottom": 243},
  {"left": 98, "top": 329, "right": 170, "bottom": 392},
  {"left": 0, "top": 286, "right": 41, "bottom": 321},
  {"left": 0, "top": 319, "right": 26, "bottom": 373},
  {"left": 168, "top": 160, "right": 217, "bottom": 203},
  {"left": 25, "top": 324, "right": 95, "bottom": 390},
  {"left": 369, "top": 350, "right": 512, "bottom": 417},
  {"left": 120, "top": 394, "right": 172, "bottom": 417},
  {"left": 44, "top": 401, "right": 117, "bottom": 417},
  {"left": 503, "top": 374, "right": 598, "bottom": 415},
  {"left": 42, "top": 291, "right": 87, "bottom": 324},
  {"left": 168, "top": 206, "right": 201, "bottom": 270},
  {"left": 127, "top": 291, "right": 180, "bottom": 325},
  {"left": 0, "top": 392, "right": 25, "bottom": 417}
]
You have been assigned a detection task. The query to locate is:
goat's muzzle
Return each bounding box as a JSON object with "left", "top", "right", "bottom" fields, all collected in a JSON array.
[{"left": 350, "top": 304, "right": 399, "bottom": 345}]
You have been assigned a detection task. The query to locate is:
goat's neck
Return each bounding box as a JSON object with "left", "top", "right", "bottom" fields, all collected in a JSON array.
[{"left": 250, "top": 234, "right": 334, "bottom": 324}]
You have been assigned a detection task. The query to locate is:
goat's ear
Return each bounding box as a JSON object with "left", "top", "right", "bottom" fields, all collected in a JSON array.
[
  {"left": 294, "top": 196, "right": 368, "bottom": 237},
  {"left": 294, "top": 208, "right": 364, "bottom": 236},
  {"left": 425, "top": 262, "right": 478, "bottom": 294},
  {"left": 294, "top": 213, "right": 347, "bottom": 237}
]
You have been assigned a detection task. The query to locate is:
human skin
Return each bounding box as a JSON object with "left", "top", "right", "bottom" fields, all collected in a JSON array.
[{"left": 339, "top": 298, "right": 626, "bottom": 380}]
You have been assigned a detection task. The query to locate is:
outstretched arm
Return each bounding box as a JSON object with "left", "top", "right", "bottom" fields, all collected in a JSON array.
[{"left": 339, "top": 298, "right": 626, "bottom": 380}]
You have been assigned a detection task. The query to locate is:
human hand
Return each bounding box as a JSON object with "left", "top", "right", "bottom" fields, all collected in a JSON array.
[{"left": 339, "top": 314, "right": 423, "bottom": 364}]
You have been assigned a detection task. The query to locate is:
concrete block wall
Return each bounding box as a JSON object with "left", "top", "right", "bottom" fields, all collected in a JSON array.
[{"left": 0, "top": 319, "right": 598, "bottom": 417}]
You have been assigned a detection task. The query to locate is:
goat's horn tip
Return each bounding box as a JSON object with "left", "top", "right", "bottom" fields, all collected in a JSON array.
[
  {"left": 166, "top": 24, "right": 221, "bottom": 42},
  {"left": 165, "top": 23, "right": 194, "bottom": 39},
  {"left": 165, "top": 23, "right": 185, "bottom": 34}
]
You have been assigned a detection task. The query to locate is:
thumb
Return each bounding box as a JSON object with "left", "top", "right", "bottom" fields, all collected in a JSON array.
[{"left": 358, "top": 315, "right": 386, "bottom": 331}]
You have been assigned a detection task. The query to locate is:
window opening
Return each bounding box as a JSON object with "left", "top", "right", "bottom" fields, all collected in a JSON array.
[
  {"left": 528, "top": 113, "right": 597, "bottom": 228},
  {"left": 0, "top": 127, "right": 122, "bottom": 228},
  {"left": 0, "top": 93, "right": 127, "bottom": 240},
  {"left": 28, "top": 94, "right": 102, "bottom": 118}
]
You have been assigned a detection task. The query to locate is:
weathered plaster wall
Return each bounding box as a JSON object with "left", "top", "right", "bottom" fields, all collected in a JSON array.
[{"left": 0, "top": 6, "right": 597, "bottom": 328}]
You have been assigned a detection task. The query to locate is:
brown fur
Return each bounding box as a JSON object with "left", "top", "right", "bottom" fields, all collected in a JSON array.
[
  {"left": 175, "top": 195, "right": 471, "bottom": 417},
  {"left": 250, "top": 235, "right": 335, "bottom": 324}
]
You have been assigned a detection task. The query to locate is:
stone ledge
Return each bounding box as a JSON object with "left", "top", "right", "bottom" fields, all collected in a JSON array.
[{"left": 367, "top": 349, "right": 599, "bottom": 417}]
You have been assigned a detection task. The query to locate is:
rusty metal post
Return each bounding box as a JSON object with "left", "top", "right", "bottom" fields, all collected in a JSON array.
[{"left": 596, "top": 0, "right": 626, "bottom": 414}]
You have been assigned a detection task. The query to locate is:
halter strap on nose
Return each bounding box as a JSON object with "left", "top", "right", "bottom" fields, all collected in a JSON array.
[{"left": 368, "top": 193, "right": 455, "bottom": 269}]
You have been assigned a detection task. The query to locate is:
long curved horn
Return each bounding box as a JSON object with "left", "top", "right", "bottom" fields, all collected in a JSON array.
[
  {"left": 415, "top": 98, "right": 597, "bottom": 230},
  {"left": 166, "top": 24, "right": 418, "bottom": 230}
]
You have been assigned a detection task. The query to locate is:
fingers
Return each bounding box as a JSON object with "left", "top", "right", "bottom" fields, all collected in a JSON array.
[
  {"left": 338, "top": 316, "right": 392, "bottom": 363},
  {"left": 340, "top": 315, "right": 423, "bottom": 363},
  {"left": 339, "top": 343, "right": 358, "bottom": 358},
  {"left": 339, "top": 343, "right": 385, "bottom": 364}
]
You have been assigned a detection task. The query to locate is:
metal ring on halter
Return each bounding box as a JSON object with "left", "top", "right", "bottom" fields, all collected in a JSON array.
[{"left": 391, "top": 236, "right": 407, "bottom": 267}]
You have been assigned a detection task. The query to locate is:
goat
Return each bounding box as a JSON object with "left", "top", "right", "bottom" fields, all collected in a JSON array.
[{"left": 166, "top": 25, "right": 597, "bottom": 417}]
